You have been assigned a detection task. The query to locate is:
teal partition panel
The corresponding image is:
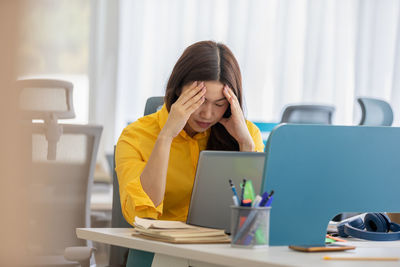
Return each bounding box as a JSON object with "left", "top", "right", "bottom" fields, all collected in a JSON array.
[
  {"left": 261, "top": 124, "right": 400, "bottom": 246},
  {"left": 252, "top": 122, "right": 279, "bottom": 147}
]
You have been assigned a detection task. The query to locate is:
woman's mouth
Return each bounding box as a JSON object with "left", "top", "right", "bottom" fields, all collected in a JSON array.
[{"left": 196, "top": 121, "right": 212, "bottom": 128}]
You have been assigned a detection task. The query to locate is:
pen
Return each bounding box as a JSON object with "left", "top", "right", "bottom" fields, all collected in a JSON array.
[
  {"left": 265, "top": 196, "right": 274, "bottom": 207},
  {"left": 260, "top": 190, "right": 274, "bottom": 207},
  {"left": 323, "top": 256, "right": 399, "bottom": 261},
  {"left": 240, "top": 179, "right": 246, "bottom": 205},
  {"left": 232, "top": 196, "right": 239, "bottom": 206},
  {"left": 228, "top": 179, "right": 240, "bottom": 206},
  {"left": 259, "top": 191, "right": 270, "bottom": 207},
  {"left": 232, "top": 209, "right": 257, "bottom": 243},
  {"left": 252, "top": 195, "right": 262, "bottom": 207},
  {"left": 242, "top": 213, "right": 261, "bottom": 245}
]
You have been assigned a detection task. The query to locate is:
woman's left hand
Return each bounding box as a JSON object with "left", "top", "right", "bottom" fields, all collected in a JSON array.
[{"left": 219, "top": 85, "right": 255, "bottom": 152}]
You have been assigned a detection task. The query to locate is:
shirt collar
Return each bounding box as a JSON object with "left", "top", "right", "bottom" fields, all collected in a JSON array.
[{"left": 158, "top": 104, "right": 210, "bottom": 141}]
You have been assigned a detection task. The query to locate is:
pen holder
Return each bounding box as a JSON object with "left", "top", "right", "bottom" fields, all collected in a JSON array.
[{"left": 230, "top": 205, "right": 271, "bottom": 248}]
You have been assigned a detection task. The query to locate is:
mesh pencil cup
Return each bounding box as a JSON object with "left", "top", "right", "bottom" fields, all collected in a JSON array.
[{"left": 230, "top": 205, "right": 271, "bottom": 248}]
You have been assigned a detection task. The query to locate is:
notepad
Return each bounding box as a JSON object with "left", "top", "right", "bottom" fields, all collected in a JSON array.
[
  {"left": 133, "top": 217, "right": 230, "bottom": 244},
  {"left": 134, "top": 217, "right": 193, "bottom": 229}
]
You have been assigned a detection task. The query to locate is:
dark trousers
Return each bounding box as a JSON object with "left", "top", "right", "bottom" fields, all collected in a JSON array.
[{"left": 126, "top": 249, "right": 154, "bottom": 267}]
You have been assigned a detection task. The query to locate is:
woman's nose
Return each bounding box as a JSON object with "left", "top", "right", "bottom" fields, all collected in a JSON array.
[{"left": 200, "top": 104, "right": 213, "bottom": 119}]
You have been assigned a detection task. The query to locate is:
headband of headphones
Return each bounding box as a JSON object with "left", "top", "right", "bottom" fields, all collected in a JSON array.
[{"left": 337, "top": 213, "right": 400, "bottom": 241}]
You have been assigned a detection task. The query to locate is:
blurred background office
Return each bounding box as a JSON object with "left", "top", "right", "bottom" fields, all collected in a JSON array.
[
  {"left": 18, "top": 0, "right": 400, "bottom": 170},
  {"left": 12, "top": 0, "right": 400, "bottom": 265}
]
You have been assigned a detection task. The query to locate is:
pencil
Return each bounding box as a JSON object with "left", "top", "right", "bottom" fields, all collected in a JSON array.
[
  {"left": 323, "top": 256, "right": 399, "bottom": 261},
  {"left": 325, "top": 234, "right": 347, "bottom": 242}
]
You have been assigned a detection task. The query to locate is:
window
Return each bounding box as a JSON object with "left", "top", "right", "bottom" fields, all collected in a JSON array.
[{"left": 18, "top": 0, "right": 90, "bottom": 124}]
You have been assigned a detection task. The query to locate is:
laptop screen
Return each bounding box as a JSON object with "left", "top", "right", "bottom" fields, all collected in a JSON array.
[{"left": 186, "top": 151, "right": 266, "bottom": 233}]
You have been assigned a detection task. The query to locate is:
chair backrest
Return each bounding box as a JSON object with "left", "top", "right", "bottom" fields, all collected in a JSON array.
[
  {"left": 29, "top": 123, "right": 102, "bottom": 254},
  {"left": 109, "top": 96, "right": 164, "bottom": 266},
  {"left": 357, "top": 97, "right": 393, "bottom": 126},
  {"left": 18, "top": 78, "right": 103, "bottom": 258},
  {"left": 18, "top": 78, "right": 75, "bottom": 120},
  {"left": 144, "top": 96, "right": 164, "bottom": 116},
  {"left": 281, "top": 104, "right": 335, "bottom": 124}
]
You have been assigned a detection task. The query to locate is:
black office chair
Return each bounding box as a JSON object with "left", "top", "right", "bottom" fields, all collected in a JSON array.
[
  {"left": 281, "top": 104, "right": 335, "bottom": 124},
  {"left": 109, "top": 96, "right": 164, "bottom": 267},
  {"left": 144, "top": 96, "right": 164, "bottom": 116},
  {"left": 357, "top": 97, "right": 393, "bottom": 126}
]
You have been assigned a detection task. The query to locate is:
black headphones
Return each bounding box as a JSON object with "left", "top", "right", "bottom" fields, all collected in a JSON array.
[{"left": 337, "top": 213, "right": 400, "bottom": 241}]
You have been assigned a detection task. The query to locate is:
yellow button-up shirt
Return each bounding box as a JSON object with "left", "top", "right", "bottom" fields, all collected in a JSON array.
[{"left": 115, "top": 104, "right": 264, "bottom": 225}]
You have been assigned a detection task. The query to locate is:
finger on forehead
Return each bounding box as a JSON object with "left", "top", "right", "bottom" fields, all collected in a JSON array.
[
  {"left": 180, "top": 81, "right": 203, "bottom": 97},
  {"left": 225, "top": 85, "right": 241, "bottom": 109},
  {"left": 179, "top": 82, "right": 205, "bottom": 105},
  {"left": 223, "top": 85, "right": 235, "bottom": 98},
  {"left": 227, "top": 86, "right": 238, "bottom": 100}
]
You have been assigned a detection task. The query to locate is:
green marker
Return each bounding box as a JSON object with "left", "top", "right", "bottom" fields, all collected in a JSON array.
[{"left": 243, "top": 179, "right": 256, "bottom": 201}]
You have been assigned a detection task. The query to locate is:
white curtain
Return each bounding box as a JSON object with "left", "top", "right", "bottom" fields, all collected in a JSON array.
[
  {"left": 89, "top": 0, "right": 119, "bottom": 160},
  {"left": 90, "top": 0, "right": 400, "bottom": 154}
]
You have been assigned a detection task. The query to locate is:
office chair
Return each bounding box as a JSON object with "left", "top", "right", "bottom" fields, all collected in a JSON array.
[
  {"left": 357, "top": 97, "right": 393, "bottom": 126},
  {"left": 281, "top": 104, "right": 335, "bottom": 124},
  {"left": 18, "top": 79, "right": 102, "bottom": 267},
  {"left": 109, "top": 96, "right": 164, "bottom": 267},
  {"left": 144, "top": 96, "right": 164, "bottom": 116}
]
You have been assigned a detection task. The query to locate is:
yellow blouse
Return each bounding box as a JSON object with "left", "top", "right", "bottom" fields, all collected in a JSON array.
[{"left": 115, "top": 104, "right": 264, "bottom": 225}]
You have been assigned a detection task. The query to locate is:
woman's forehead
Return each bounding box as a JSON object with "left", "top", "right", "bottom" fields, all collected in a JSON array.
[{"left": 182, "top": 80, "right": 226, "bottom": 100}]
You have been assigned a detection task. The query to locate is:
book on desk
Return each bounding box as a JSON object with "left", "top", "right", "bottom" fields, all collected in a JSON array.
[{"left": 133, "top": 217, "right": 231, "bottom": 244}]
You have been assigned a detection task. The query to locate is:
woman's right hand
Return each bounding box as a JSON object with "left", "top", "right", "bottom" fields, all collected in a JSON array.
[{"left": 160, "top": 81, "right": 206, "bottom": 138}]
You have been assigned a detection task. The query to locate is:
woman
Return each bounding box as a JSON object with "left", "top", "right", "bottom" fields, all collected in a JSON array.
[{"left": 116, "top": 40, "right": 264, "bottom": 266}]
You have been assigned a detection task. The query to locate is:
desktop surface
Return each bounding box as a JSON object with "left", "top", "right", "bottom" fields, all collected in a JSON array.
[{"left": 77, "top": 228, "right": 400, "bottom": 267}]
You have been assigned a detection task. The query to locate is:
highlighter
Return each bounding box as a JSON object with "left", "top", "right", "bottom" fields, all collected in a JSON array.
[{"left": 243, "top": 180, "right": 256, "bottom": 201}]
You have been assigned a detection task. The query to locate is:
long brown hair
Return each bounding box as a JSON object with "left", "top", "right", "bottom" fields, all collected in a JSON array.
[{"left": 165, "top": 40, "right": 243, "bottom": 151}]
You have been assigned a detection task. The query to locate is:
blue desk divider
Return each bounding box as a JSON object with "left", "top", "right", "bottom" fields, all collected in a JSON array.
[{"left": 261, "top": 124, "right": 400, "bottom": 246}]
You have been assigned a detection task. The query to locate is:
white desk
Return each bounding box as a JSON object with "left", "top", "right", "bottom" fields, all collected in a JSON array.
[{"left": 77, "top": 228, "right": 400, "bottom": 267}]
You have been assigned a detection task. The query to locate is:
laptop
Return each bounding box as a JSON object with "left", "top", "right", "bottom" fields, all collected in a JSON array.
[{"left": 186, "top": 151, "right": 266, "bottom": 233}]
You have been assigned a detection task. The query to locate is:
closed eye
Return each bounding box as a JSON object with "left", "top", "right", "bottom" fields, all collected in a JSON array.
[{"left": 215, "top": 99, "right": 228, "bottom": 107}]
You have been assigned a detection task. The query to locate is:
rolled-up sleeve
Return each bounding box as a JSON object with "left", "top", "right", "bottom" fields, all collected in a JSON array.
[{"left": 115, "top": 125, "right": 163, "bottom": 226}]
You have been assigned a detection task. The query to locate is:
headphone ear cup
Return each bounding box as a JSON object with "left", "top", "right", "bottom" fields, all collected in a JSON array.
[
  {"left": 364, "top": 213, "right": 390, "bottom": 233},
  {"left": 338, "top": 217, "right": 365, "bottom": 237},
  {"left": 379, "top": 213, "right": 391, "bottom": 226},
  {"left": 348, "top": 217, "right": 365, "bottom": 230},
  {"left": 382, "top": 213, "right": 400, "bottom": 232}
]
